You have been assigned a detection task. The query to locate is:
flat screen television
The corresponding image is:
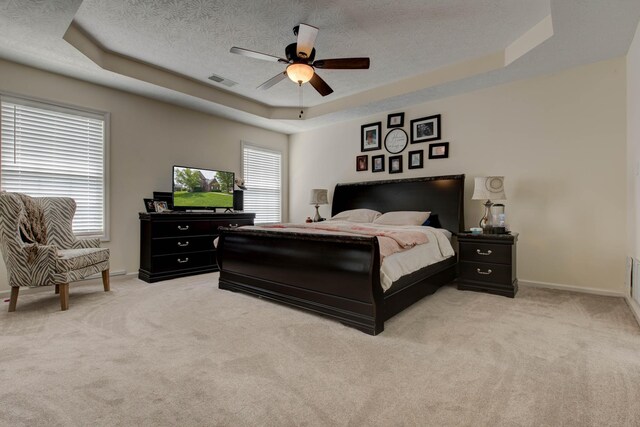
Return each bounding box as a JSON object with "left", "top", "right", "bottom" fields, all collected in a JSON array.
[{"left": 172, "top": 165, "right": 234, "bottom": 211}]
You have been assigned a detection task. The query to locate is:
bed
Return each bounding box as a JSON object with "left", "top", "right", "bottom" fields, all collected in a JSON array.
[{"left": 216, "top": 175, "right": 465, "bottom": 335}]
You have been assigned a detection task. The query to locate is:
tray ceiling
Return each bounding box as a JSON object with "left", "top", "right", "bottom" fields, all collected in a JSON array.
[{"left": 0, "top": 0, "right": 639, "bottom": 134}]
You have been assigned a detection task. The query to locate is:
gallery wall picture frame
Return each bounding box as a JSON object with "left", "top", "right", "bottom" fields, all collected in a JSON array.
[
  {"left": 428, "top": 142, "right": 449, "bottom": 159},
  {"left": 372, "top": 154, "right": 385, "bottom": 172},
  {"left": 361, "top": 122, "right": 382, "bottom": 152},
  {"left": 408, "top": 150, "right": 424, "bottom": 169},
  {"left": 144, "top": 198, "right": 156, "bottom": 212},
  {"left": 389, "top": 155, "right": 403, "bottom": 174},
  {"left": 356, "top": 155, "right": 368, "bottom": 171},
  {"left": 387, "top": 112, "right": 404, "bottom": 128},
  {"left": 410, "top": 114, "right": 441, "bottom": 143}
]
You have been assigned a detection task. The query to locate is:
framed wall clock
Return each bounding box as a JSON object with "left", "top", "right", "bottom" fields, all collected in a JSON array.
[{"left": 384, "top": 128, "right": 408, "bottom": 154}]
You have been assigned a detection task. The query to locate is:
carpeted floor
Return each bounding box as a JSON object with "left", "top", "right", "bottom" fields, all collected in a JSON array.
[{"left": 1, "top": 273, "right": 640, "bottom": 426}]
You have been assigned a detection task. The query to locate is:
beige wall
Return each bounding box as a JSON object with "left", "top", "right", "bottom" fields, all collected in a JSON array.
[
  {"left": 628, "top": 21, "right": 640, "bottom": 264},
  {"left": 290, "top": 57, "right": 627, "bottom": 294},
  {"left": 0, "top": 59, "right": 289, "bottom": 292}
]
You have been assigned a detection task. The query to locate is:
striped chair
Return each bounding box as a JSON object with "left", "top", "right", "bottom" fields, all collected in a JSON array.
[{"left": 0, "top": 193, "right": 110, "bottom": 311}]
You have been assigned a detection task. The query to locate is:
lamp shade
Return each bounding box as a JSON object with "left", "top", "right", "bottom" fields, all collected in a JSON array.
[
  {"left": 309, "top": 189, "right": 328, "bottom": 205},
  {"left": 287, "top": 63, "right": 314, "bottom": 84},
  {"left": 472, "top": 176, "right": 506, "bottom": 200}
]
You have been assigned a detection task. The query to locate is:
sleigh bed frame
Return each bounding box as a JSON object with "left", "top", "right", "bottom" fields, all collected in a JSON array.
[{"left": 216, "top": 175, "right": 465, "bottom": 335}]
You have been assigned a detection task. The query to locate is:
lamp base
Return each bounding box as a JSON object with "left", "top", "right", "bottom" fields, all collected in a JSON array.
[
  {"left": 480, "top": 200, "right": 493, "bottom": 231},
  {"left": 313, "top": 205, "right": 321, "bottom": 222}
]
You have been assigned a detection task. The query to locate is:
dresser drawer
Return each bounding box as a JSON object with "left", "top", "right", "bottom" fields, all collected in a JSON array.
[
  {"left": 459, "top": 261, "right": 513, "bottom": 285},
  {"left": 151, "top": 251, "right": 214, "bottom": 273},
  {"left": 459, "top": 242, "right": 511, "bottom": 264},
  {"left": 152, "top": 236, "right": 214, "bottom": 255},
  {"left": 152, "top": 220, "right": 211, "bottom": 237},
  {"left": 211, "top": 218, "right": 254, "bottom": 232}
]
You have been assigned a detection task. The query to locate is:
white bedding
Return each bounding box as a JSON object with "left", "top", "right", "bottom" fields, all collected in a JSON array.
[{"left": 376, "top": 225, "right": 455, "bottom": 292}]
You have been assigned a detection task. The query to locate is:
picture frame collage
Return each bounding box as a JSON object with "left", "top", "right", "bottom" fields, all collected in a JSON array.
[{"left": 357, "top": 112, "right": 450, "bottom": 173}]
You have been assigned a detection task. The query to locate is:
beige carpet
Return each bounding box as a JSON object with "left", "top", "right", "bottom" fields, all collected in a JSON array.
[{"left": 1, "top": 273, "right": 640, "bottom": 426}]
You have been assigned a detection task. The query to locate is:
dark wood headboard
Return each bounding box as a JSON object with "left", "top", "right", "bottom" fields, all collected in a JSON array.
[{"left": 331, "top": 175, "right": 465, "bottom": 233}]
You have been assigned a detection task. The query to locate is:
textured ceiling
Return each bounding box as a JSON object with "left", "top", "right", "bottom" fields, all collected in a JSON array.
[
  {"left": 0, "top": 1, "right": 639, "bottom": 134},
  {"left": 73, "top": 0, "right": 549, "bottom": 107}
]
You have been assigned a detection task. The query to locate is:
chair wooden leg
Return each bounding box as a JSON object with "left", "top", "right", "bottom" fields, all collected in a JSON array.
[
  {"left": 55, "top": 284, "right": 59, "bottom": 295},
  {"left": 102, "top": 269, "right": 110, "bottom": 292},
  {"left": 8, "top": 287, "right": 19, "bottom": 312},
  {"left": 59, "top": 283, "right": 69, "bottom": 311}
]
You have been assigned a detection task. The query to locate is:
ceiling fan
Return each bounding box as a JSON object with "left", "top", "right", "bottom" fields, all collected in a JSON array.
[{"left": 230, "top": 23, "right": 370, "bottom": 97}]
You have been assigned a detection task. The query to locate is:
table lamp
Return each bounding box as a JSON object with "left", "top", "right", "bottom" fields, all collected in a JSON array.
[
  {"left": 309, "top": 189, "right": 328, "bottom": 222},
  {"left": 472, "top": 176, "right": 506, "bottom": 229}
]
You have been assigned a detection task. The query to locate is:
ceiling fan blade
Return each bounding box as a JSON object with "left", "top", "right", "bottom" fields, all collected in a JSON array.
[
  {"left": 296, "top": 23, "right": 319, "bottom": 59},
  {"left": 309, "top": 73, "right": 333, "bottom": 97},
  {"left": 313, "top": 58, "right": 370, "bottom": 69},
  {"left": 230, "top": 47, "right": 288, "bottom": 64},
  {"left": 257, "top": 72, "right": 288, "bottom": 90}
]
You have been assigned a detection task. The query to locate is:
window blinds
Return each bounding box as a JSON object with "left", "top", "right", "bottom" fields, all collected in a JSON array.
[
  {"left": 243, "top": 144, "right": 281, "bottom": 224},
  {"left": 0, "top": 96, "right": 106, "bottom": 236}
]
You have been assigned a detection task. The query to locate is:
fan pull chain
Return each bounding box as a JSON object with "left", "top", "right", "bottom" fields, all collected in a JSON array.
[{"left": 298, "top": 82, "right": 304, "bottom": 119}]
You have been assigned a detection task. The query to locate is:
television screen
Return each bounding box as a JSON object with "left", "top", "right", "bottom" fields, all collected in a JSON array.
[{"left": 172, "top": 166, "right": 234, "bottom": 209}]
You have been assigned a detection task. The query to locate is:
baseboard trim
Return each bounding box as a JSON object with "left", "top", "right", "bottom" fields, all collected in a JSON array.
[
  {"left": 0, "top": 269, "right": 126, "bottom": 297},
  {"left": 625, "top": 297, "right": 640, "bottom": 327},
  {"left": 519, "top": 279, "right": 626, "bottom": 298}
]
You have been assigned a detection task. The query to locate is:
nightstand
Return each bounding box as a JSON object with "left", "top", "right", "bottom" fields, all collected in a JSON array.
[{"left": 456, "top": 232, "right": 518, "bottom": 298}]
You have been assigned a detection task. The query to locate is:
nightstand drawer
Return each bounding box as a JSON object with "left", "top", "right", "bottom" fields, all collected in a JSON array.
[
  {"left": 459, "top": 242, "right": 511, "bottom": 264},
  {"left": 459, "top": 261, "right": 513, "bottom": 285}
]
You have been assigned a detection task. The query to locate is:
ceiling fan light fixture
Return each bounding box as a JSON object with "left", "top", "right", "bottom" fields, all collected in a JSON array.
[{"left": 286, "top": 63, "right": 314, "bottom": 84}]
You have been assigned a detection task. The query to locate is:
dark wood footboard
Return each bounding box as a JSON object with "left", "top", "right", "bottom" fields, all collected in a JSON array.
[{"left": 217, "top": 228, "right": 386, "bottom": 334}]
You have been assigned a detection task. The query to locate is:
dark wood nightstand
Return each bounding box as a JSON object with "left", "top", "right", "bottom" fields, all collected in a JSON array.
[{"left": 456, "top": 232, "right": 518, "bottom": 298}]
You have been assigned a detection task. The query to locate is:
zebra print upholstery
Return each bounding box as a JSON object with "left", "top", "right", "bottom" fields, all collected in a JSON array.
[{"left": 0, "top": 193, "right": 109, "bottom": 289}]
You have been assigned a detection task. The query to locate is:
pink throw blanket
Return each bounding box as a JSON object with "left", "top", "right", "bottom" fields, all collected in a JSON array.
[{"left": 258, "top": 222, "right": 428, "bottom": 260}]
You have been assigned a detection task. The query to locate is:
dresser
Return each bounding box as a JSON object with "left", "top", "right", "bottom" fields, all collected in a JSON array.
[
  {"left": 456, "top": 232, "right": 518, "bottom": 298},
  {"left": 139, "top": 212, "right": 255, "bottom": 283}
]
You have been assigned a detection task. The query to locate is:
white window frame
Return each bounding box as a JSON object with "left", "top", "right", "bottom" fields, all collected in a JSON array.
[
  {"left": 0, "top": 91, "right": 110, "bottom": 240},
  {"left": 241, "top": 141, "right": 283, "bottom": 224}
]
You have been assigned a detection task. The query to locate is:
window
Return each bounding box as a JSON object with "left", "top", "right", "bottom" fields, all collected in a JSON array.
[
  {"left": 242, "top": 143, "right": 281, "bottom": 224},
  {"left": 0, "top": 95, "right": 108, "bottom": 237}
]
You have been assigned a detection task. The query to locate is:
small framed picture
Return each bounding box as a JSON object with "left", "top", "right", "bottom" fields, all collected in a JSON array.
[
  {"left": 410, "top": 114, "right": 441, "bottom": 143},
  {"left": 408, "top": 150, "right": 424, "bottom": 169},
  {"left": 387, "top": 112, "right": 404, "bottom": 128},
  {"left": 356, "top": 155, "right": 368, "bottom": 171},
  {"left": 153, "top": 200, "right": 169, "bottom": 212},
  {"left": 428, "top": 142, "right": 449, "bottom": 159},
  {"left": 143, "top": 198, "right": 156, "bottom": 212},
  {"left": 389, "top": 155, "right": 403, "bottom": 174},
  {"left": 372, "top": 154, "right": 385, "bottom": 173},
  {"left": 361, "top": 122, "right": 382, "bottom": 152}
]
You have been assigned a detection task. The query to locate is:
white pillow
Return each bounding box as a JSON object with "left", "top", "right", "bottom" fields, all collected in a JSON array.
[
  {"left": 331, "top": 208, "right": 382, "bottom": 223},
  {"left": 373, "top": 211, "right": 431, "bottom": 226}
]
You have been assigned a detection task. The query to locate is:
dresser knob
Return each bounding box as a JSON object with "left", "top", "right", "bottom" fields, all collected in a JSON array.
[
  {"left": 177, "top": 241, "right": 189, "bottom": 247},
  {"left": 477, "top": 268, "right": 492, "bottom": 275},
  {"left": 177, "top": 257, "right": 189, "bottom": 264},
  {"left": 476, "top": 249, "right": 492, "bottom": 256},
  {"left": 229, "top": 223, "right": 239, "bottom": 228},
  {"left": 177, "top": 225, "right": 190, "bottom": 231}
]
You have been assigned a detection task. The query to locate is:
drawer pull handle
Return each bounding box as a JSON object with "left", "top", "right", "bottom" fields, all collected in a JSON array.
[
  {"left": 177, "top": 225, "right": 190, "bottom": 231},
  {"left": 229, "top": 223, "right": 239, "bottom": 228},
  {"left": 477, "top": 268, "right": 492, "bottom": 275},
  {"left": 177, "top": 241, "right": 189, "bottom": 247},
  {"left": 177, "top": 257, "right": 189, "bottom": 264},
  {"left": 476, "top": 249, "right": 492, "bottom": 256}
]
